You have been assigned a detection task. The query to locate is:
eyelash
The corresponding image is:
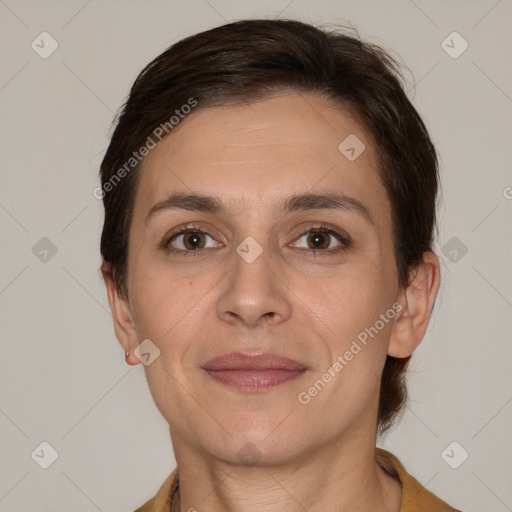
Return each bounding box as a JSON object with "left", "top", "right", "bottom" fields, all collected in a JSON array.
[{"left": 162, "top": 223, "right": 352, "bottom": 258}]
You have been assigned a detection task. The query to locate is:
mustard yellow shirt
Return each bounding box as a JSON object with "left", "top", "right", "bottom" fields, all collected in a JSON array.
[{"left": 134, "top": 447, "right": 461, "bottom": 511}]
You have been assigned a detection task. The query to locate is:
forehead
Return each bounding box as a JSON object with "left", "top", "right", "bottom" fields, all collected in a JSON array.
[{"left": 132, "top": 93, "right": 389, "bottom": 226}]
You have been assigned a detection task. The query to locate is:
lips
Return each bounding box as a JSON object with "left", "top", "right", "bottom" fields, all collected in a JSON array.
[
  {"left": 202, "top": 352, "right": 308, "bottom": 371},
  {"left": 202, "top": 352, "right": 308, "bottom": 392}
]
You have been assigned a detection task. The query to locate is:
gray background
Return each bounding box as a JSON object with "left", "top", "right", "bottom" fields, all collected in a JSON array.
[{"left": 1, "top": 0, "right": 511, "bottom": 510}]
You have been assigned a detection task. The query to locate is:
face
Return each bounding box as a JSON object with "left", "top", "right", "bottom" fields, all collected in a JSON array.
[{"left": 119, "top": 93, "right": 403, "bottom": 465}]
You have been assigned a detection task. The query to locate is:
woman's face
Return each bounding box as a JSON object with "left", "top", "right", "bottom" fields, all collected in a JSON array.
[{"left": 121, "top": 93, "right": 402, "bottom": 464}]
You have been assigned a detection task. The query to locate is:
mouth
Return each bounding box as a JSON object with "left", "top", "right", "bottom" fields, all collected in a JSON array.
[{"left": 201, "top": 352, "right": 308, "bottom": 392}]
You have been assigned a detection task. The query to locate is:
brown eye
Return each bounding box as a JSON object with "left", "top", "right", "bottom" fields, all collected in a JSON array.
[
  {"left": 168, "top": 231, "right": 210, "bottom": 251},
  {"left": 164, "top": 226, "right": 223, "bottom": 257},
  {"left": 181, "top": 232, "right": 206, "bottom": 250},
  {"left": 306, "top": 231, "right": 331, "bottom": 250},
  {"left": 290, "top": 225, "right": 351, "bottom": 256}
]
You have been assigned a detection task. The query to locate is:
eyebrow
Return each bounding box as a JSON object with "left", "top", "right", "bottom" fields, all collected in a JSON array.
[{"left": 145, "top": 191, "right": 374, "bottom": 226}]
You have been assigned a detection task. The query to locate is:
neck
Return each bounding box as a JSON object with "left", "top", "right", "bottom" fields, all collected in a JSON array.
[{"left": 169, "top": 430, "right": 401, "bottom": 512}]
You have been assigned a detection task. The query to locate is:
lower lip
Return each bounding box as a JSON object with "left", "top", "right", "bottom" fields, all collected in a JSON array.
[{"left": 203, "top": 369, "right": 307, "bottom": 392}]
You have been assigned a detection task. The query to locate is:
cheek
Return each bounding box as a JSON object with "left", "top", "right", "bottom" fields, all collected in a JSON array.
[
  {"left": 129, "top": 262, "right": 212, "bottom": 345},
  {"left": 304, "top": 278, "right": 393, "bottom": 401},
  {"left": 295, "top": 266, "right": 394, "bottom": 405},
  {"left": 300, "top": 262, "right": 388, "bottom": 335}
]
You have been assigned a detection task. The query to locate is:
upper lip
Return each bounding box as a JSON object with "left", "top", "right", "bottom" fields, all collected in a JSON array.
[{"left": 202, "top": 352, "right": 308, "bottom": 371}]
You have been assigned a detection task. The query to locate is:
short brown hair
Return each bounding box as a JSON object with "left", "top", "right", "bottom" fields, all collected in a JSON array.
[{"left": 99, "top": 19, "right": 440, "bottom": 436}]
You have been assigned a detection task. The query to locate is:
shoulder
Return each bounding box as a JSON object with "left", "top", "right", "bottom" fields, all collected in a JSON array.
[
  {"left": 375, "top": 448, "right": 462, "bottom": 512},
  {"left": 133, "top": 468, "right": 178, "bottom": 512}
]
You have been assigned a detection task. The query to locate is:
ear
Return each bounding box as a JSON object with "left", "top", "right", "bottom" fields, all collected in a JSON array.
[
  {"left": 101, "top": 262, "right": 139, "bottom": 365},
  {"left": 388, "top": 251, "right": 441, "bottom": 358}
]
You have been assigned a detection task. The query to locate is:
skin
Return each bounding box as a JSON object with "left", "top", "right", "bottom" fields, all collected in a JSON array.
[{"left": 103, "top": 93, "right": 440, "bottom": 512}]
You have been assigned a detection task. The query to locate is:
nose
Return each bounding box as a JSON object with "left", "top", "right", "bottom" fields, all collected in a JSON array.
[{"left": 216, "top": 243, "right": 292, "bottom": 328}]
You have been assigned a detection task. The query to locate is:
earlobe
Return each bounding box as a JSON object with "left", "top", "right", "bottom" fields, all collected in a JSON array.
[
  {"left": 388, "top": 252, "right": 441, "bottom": 359},
  {"left": 101, "top": 262, "right": 138, "bottom": 356}
]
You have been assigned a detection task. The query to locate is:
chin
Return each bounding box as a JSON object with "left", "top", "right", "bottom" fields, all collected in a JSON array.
[{"left": 195, "top": 424, "right": 306, "bottom": 467}]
